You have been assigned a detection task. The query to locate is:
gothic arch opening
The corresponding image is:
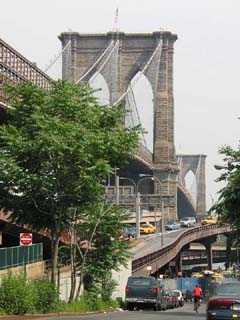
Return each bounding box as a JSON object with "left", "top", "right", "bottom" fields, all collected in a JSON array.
[
  {"left": 131, "top": 73, "right": 153, "bottom": 152},
  {"left": 89, "top": 73, "right": 110, "bottom": 105},
  {"left": 184, "top": 170, "right": 197, "bottom": 206}
]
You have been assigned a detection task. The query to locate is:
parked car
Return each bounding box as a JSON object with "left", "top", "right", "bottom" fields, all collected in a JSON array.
[
  {"left": 180, "top": 216, "right": 196, "bottom": 227},
  {"left": 206, "top": 282, "right": 240, "bottom": 320},
  {"left": 126, "top": 226, "right": 136, "bottom": 238},
  {"left": 125, "top": 276, "right": 167, "bottom": 311},
  {"left": 201, "top": 216, "right": 218, "bottom": 225},
  {"left": 121, "top": 226, "right": 137, "bottom": 239},
  {"left": 171, "top": 289, "right": 184, "bottom": 307},
  {"left": 165, "top": 221, "right": 181, "bottom": 230},
  {"left": 140, "top": 223, "right": 156, "bottom": 234},
  {"left": 163, "top": 290, "right": 176, "bottom": 309},
  {"left": 169, "top": 290, "right": 179, "bottom": 308}
]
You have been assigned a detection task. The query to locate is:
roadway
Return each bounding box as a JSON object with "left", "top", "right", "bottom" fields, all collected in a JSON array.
[{"left": 130, "top": 228, "right": 188, "bottom": 259}]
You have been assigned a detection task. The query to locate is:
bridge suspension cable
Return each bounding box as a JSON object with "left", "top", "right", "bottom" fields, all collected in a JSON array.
[
  {"left": 46, "top": 36, "right": 161, "bottom": 152},
  {"left": 88, "top": 40, "right": 119, "bottom": 84},
  {"left": 125, "top": 85, "right": 147, "bottom": 147},
  {"left": 44, "top": 40, "right": 71, "bottom": 73},
  {"left": 75, "top": 40, "right": 115, "bottom": 84},
  {"left": 112, "top": 39, "right": 163, "bottom": 106}
]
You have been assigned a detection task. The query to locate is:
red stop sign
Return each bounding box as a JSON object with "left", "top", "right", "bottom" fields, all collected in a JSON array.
[{"left": 20, "top": 233, "right": 32, "bottom": 246}]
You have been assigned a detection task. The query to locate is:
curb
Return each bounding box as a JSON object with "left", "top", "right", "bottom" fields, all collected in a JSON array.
[{"left": 0, "top": 309, "right": 117, "bottom": 320}]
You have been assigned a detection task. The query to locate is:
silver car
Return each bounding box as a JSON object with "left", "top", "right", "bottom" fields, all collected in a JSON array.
[
  {"left": 165, "top": 221, "right": 181, "bottom": 230},
  {"left": 180, "top": 216, "right": 196, "bottom": 227}
]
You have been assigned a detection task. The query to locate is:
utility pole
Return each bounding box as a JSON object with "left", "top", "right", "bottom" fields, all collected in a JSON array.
[
  {"left": 161, "top": 201, "right": 164, "bottom": 246},
  {"left": 136, "top": 192, "right": 141, "bottom": 240},
  {"left": 115, "top": 168, "right": 119, "bottom": 205}
]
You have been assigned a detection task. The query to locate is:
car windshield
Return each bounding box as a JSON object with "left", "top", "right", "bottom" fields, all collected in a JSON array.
[
  {"left": 128, "top": 278, "right": 155, "bottom": 287},
  {"left": 172, "top": 291, "right": 180, "bottom": 296},
  {"left": 181, "top": 218, "right": 190, "bottom": 221},
  {"left": 217, "top": 283, "right": 240, "bottom": 295}
]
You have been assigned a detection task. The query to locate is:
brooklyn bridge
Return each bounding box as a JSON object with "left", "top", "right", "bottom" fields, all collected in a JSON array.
[{"left": 0, "top": 31, "right": 207, "bottom": 226}]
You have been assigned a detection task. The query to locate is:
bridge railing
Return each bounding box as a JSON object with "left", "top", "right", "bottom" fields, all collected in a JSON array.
[
  {"left": 106, "top": 191, "right": 175, "bottom": 208},
  {"left": 132, "top": 224, "right": 231, "bottom": 273},
  {"left": 0, "top": 38, "right": 52, "bottom": 103}
]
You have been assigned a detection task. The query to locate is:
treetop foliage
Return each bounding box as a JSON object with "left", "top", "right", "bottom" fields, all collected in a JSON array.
[
  {"left": 0, "top": 80, "right": 141, "bottom": 233},
  {"left": 212, "top": 145, "right": 240, "bottom": 232}
]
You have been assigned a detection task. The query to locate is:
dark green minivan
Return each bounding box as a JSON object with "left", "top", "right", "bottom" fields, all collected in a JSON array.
[{"left": 125, "top": 275, "right": 167, "bottom": 311}]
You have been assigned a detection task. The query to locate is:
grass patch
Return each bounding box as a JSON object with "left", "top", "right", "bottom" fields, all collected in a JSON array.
[{"left": 56, "top": 298, "right": 119, "bottom": 313}]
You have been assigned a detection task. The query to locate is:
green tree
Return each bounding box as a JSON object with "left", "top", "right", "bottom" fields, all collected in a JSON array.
[
  {"left": 72, "top": 203, "right": 132, "bottom": 299},
  {"left": 213, "top": 145, "right": 240, "bottom": 238},
  {"left": 0, "top": 80, "right": 141, "bottom": 284}
]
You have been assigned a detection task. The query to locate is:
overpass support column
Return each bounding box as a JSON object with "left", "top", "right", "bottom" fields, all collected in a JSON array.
[
  {"left": 200, "top": 236, "right": 217, "bottom": 271},
  {"left": 206, "top": 242, "right": 213, "bottom": 271},
  {"left": 225, "top": 234, "right": 233, "bottom": 270},
  {"left": 175, "top": 252, "right": 182, "bottom": 274}
]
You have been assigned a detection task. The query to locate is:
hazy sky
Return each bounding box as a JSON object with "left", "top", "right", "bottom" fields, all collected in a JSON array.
[{"left": 1, "top": 0, "right": 240, "bottom": 209}]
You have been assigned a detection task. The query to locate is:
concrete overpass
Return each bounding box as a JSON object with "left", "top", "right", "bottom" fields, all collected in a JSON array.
[{"left": 132, "top": 224, "right": 232, "bottom": 276}]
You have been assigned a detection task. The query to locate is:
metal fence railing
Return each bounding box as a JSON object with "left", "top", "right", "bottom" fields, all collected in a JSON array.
[{"left": 0, "top": 243, "right": 43, "bottom": 270}]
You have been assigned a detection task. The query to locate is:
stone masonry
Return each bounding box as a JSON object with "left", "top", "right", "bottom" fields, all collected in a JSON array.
[
  {"left": 59, "top": 31, "right": 179, "bottom": 221},
  {"left": 177, "top": 154, "right": 207, "bottom": 217}
]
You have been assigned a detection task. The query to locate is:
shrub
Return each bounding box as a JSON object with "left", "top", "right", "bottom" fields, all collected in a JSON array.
[
  {"left": 101, "top": 276, "right": 118, "bottom": 302},
  {"left": 32, "top": 278, "right": 59, "bottom": 313},
  {"left": 0, "top": 273, "right": 35, "bottom": 315}
]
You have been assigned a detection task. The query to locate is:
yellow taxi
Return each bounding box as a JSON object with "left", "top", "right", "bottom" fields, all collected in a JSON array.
[
  {"left": 191, "top": 272, "right": 204, "bottom": 278},
  {"left": 201, "top": 216, "right": 218, "bottom": 225},
  {"left": 140, "top": 223, "right": 156, "bottom": 234},
  {"left": 212, "top": 272, "right": 224, "bottom": 280}
]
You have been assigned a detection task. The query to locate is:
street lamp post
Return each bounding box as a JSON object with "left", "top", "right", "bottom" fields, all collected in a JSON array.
[
  {"left": 136, "top": 175, "right": 163, "bottom": 241},
  {"left": 116, "top": 175, "right": 163, "bottom": 242},
  {"left": 161, "top": 201, "right": 164, "bottom": 246},
  {"left": 118, "top": 177, "right": 140, "bottom": 238},
  {"left": 135, "top": 192, "right": 141, "bottom": 240}
]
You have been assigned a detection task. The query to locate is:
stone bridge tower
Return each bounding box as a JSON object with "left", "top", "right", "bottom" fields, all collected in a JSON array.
[
  {"left": 177, "top": 154, "right": 206, "bottom": 217},
  {"left": 59, "top": 31, "right": 179, "bottom": 221}
]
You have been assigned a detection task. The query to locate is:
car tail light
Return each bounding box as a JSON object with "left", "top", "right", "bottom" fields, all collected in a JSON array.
[
  {"left": 208, "top": 299, "right": 240, "bottom": 310},
  {"left": 153, "top": 287, "right": 158, "bottom": 293},
  {"left": 125, "top": 287, "right": 130, "bottom": 293},
  {"left": 209, "top": 299, "right": 235, "bottom": 306}
]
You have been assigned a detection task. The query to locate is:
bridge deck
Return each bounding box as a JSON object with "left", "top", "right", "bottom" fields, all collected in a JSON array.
[{"left": 131, "top": 224, "right": 231, "bottom": 275}]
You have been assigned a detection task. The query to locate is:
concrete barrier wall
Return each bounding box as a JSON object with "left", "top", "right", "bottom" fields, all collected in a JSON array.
[
  {"left": 112, "top": 260, "right": 132, "bottom": 301},
  {"left": 0, "top": 261, "right": 45, "bottom": 285},
  {"left": 58, "top": 261, "right": 132, "bottom": 302}
]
